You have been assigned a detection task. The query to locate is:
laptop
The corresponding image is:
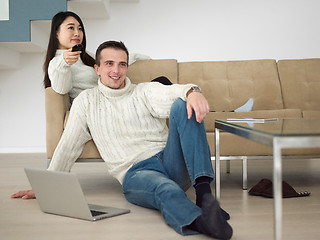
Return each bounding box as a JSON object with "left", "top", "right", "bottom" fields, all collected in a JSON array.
[{"left": 24, "top": 168, "right": 130, "bottom": 221}]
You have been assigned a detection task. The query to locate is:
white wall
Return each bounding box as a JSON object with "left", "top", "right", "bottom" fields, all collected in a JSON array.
[
  {"left": 1, "top": 0, "right": 319, "bottom": 153},
  {"left": 0, "top": 53, "right": 46, "bottom": 153},
  {"left": 84, "top": 0, "right": 320, "bottom": 61}
]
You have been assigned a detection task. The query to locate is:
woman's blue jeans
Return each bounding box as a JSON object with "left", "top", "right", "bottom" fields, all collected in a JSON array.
[{"left": 122, "top": 99, "right": 214, "bottom": 235}]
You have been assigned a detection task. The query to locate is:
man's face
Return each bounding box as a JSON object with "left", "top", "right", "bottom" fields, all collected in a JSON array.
[{"left": 94, "top": 48, "right": 128, "bottom": 89}]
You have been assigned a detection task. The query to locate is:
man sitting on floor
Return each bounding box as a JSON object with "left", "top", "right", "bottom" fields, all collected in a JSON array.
[{"left": 12, "top": 41, "right": 233, "bottom": 239}]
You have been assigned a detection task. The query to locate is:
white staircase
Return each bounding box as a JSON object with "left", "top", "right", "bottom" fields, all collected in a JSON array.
[{"left": 0, "top": 0, "right": 139, "bottom": 69}]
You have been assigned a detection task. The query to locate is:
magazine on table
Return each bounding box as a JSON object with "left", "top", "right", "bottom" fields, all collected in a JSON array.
[{"left": 226, "top": 118, "right": 279, "bottom": 123}]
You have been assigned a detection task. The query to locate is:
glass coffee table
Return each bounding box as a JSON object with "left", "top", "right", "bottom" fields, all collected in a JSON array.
[{"left": 214, "top": 118, "right": 320, "bottom": 240}]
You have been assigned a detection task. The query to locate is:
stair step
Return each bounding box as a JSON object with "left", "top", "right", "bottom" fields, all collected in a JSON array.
[
  {"left": 0, "top": 0, "right": 67, "bottom": 42},
  {"left": 0, "top": 0, "right": 139, "bottom": 70},
  {"left": 68, "top": 0, "right": 110, "bottom": 19}
]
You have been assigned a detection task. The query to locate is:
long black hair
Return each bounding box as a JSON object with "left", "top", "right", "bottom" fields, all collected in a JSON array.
[{"left": 43, "top": 11, "right": 95, "bottom": 88}]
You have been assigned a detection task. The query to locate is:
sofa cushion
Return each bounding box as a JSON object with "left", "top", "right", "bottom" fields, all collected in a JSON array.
[
  {"left": 127, "top": 59, "right": 178, "bottom": 84},
  {"left": 178, "top": 59, "right": 283, "bottom": 111},
  {"left": 303, "top": 110, "right": 320, "bottom": 118},
  {"left": 79, "top": 139, "right": 101, "bottom": 158},
  {"left": 277, "top": 58, "right": 320, "bottom": 111}
]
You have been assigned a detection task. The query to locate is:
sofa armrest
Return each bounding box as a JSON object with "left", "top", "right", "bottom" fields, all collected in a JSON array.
[{"left": 45, "top": 87, "right": 70, "bottom": 158}]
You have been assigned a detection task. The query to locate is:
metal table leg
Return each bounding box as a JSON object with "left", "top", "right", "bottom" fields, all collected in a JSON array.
[
  {"left": 242, "top": 156, "right": 248, "bottom": 190},
  {"left": 215, "top": 127, "right": 221, "bottom": 201},
  {"left": 273, "top": 137, "right": 283, "bottom": 240}
]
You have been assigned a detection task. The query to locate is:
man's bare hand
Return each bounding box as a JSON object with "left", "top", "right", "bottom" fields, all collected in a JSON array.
[
  {"left": 186, "top": 91, "right": 210, "bottom": 123},
  {"left": 11, "top": 190, "right": 35, "bottom": 200}
]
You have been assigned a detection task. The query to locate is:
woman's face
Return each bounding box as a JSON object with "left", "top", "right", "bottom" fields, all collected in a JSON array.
[{"left": 56, "top": 16, "right": 83, "bottom": 49}]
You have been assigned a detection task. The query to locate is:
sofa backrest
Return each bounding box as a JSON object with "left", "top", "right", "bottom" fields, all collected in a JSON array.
[
  {"left": 277, "top": 58, "right": 320, "bottom": 111},
  {"left": 178, "top": 59, "right": 284, "bottom": 111},
  {"left": 127, "top": 59, "right": 178, "bottom": 84}
]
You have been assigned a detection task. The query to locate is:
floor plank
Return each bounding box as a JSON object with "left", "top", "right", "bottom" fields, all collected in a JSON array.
[{"left": 1, "top": 153, "right": 319, "bottom": 240}]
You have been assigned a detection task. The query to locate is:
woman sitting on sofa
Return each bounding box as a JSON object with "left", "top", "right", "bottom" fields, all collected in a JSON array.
[
  {"left": 43, "top": 11, "right": 97, "bottom": 102},
  {"left": 43, "top": 11, "right": 171, "bottom": 103}
]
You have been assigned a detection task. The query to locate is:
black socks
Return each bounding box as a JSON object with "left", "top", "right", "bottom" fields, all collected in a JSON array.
[
  {"left": 188, "top": 194, "right": 233, "bottom": 239},
  {"left": 187, "top": 177, "right": 233, "bottom": 238},
  {"left": 194, "top": 176, "right": 212, "bottom": 207},
  {"left": 194, "top": 176, "right": 231, "bottom": 221}
]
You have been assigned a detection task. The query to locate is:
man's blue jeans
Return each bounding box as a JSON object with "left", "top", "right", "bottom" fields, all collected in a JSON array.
[{"left": 122, "top": 99, "right": 214, "bottom": 235}]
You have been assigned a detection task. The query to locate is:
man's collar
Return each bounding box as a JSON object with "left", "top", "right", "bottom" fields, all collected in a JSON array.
[{"left": 98, "top": 77, "right": 132, "bottom": 98}]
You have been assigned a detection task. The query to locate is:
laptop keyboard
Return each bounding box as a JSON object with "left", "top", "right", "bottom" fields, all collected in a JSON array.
[{"left": 90, "top": 210, "right": 108, "bottom": 217}]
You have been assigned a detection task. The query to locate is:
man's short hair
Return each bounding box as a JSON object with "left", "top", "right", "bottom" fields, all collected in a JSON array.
[{"left": 95, "top": 41, "right": 129, "bottom": 66}]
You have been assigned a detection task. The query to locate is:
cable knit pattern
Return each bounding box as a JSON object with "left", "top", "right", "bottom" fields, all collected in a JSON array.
[
  {"left": 48, "top": 78, "right": 195, "bottom": 184},
  {"left": 48, "top": 50, "right": 98, "bottom": 100}
]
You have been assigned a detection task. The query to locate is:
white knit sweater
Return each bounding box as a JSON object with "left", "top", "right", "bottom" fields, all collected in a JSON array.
[
  {"left": 48, "top": 78, "right": 195, "bottom": 184},
  {"left": 48, "top": 50, "right": 98, "bottom": 100}
]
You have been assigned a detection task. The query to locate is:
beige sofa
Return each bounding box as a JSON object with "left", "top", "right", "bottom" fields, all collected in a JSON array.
[{"left": 45, "top": 58, "right": 320, "bottom": 163}]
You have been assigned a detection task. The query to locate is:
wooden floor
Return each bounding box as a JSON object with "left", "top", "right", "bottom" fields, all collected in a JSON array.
[{"left": 1, "top": 153, "right": 319, "bottom": 240}]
